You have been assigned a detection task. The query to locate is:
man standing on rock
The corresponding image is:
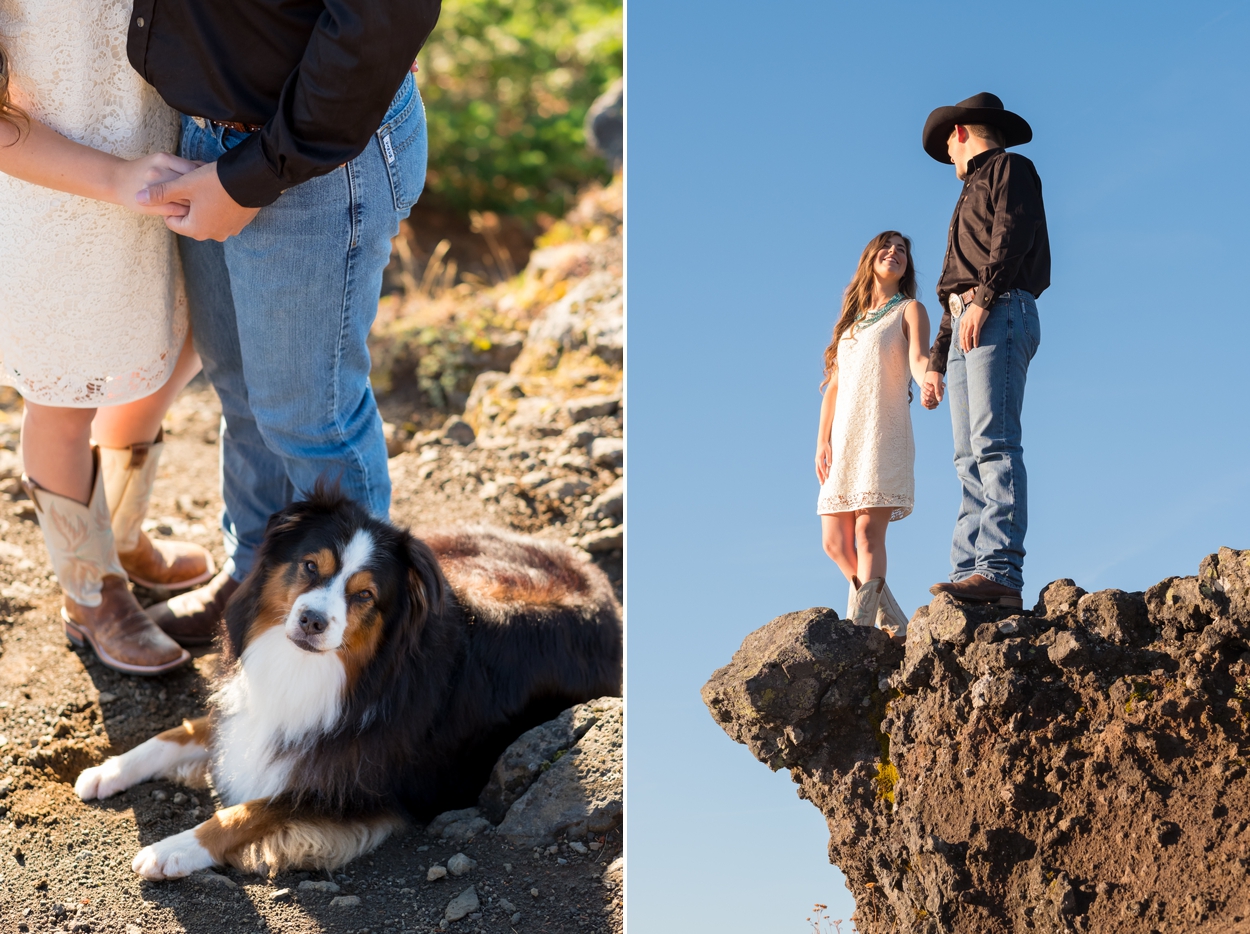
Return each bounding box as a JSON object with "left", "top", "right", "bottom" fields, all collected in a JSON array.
[
  {"left": 919, "top": 93, "right": 1048, "bottom": 610},
  {"left": 130, "top": 0, "right": 440, "bottom": 638}
]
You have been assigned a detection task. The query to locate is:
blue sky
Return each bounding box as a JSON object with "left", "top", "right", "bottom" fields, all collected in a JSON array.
[{"left": 627, "top": 1, "right": 1250, "bottom": 931}]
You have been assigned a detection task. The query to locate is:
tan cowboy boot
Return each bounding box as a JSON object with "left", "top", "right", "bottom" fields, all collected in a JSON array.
[
  {"left": 145, "top": 570, "right": 240, "bottom": 646},
  {"left": 876, "top": 581, "right": 909, "bottom": 642},
  {"left": 24, "top": 451, "right": 190, "bottom": 676},
  {"left": 848, "top": 578, "right": 884, "bottom": 628},
  {"left": 99, "top": 429, "right": 215, "bottom": 590}
]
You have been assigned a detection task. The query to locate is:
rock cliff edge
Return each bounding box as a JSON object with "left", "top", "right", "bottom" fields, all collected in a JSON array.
[{"left": 703, "top": 548, "right": 1250, "bottom": 934}]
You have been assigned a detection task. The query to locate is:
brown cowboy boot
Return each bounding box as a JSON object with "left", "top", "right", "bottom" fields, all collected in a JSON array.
[
  {"left": 929, "top": 574, "right": 1024, "bottom": 609},
  {"left": 100, "top": 430, "right": 216, "bottom": 590},
  {"left": 144, "top": 570, "right": 240, "bottom": 646},
  {"left": 25, "top": 452, "right": 190, "bottom": 676}
]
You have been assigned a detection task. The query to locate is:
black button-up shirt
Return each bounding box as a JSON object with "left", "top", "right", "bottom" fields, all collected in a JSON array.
[
  {"left": 128, "top": 0, "right": 441, "bottom": 208},
  {"left": 929, "top": 147, "right": 1050, "bottom": 374}
]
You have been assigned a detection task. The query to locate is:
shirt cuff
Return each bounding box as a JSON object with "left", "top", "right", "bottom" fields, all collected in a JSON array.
[
  {"left": 974, "top": 287, "right": 996, "bottom": 309},
  {"left": 216, "top": 134, "right": 286, "bottom": 208}
]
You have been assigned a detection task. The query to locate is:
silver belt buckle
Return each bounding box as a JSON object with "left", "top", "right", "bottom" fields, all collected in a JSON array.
[{"left": 948, "top": 291, "right": 966, "bottom": 319}]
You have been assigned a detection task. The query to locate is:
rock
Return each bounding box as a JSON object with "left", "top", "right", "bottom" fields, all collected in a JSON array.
[
  {"left": 703, "top": 552, "right": 1250, "bottom": 933},
  {"left": 581, "top": 526, "right": 623, "bottom": 553},
  {"left": 565, "top": 394, "right": 620, "bottom": 423},
  {"left": 0, "top": 449, "right": 19, "bottom": 481},
  {"left": 499, "top": 898, "right": 517, "bottom": 912},
  {"left": 602, "top": 856, "right": 623, "bottom": 888},
  {"left": 589, "top": 437, "right": 623, "bottom": 470},
  {"left": 535, "top": 476, "right": 590, "bottom": 501},
  {"left": 446, "top": 853, "right": 477, "bottom": 876},
  {"left": 479, "top": 701, "right": 604, "bottom": 822},
  {"left": 589, "top": 480, "right": 623, "bottom": 520},
  {"left": 497, "top": 696, "right": 623, "bottom": 848},
  {"left": 568, "top": 841, "right": 588, "bottom": 855},
  {"left": 427, "top": 865, "right": 447, "bottom": 881},
  {"left": 96, "top": 692, "right": 117, "bottom": 704},
  {"left": 191, "top": 870, "right": 237, "bottom": 889},
  {"left": 298, "top": 879, "right": 340, "bottom": 894},
  {"left": 270, "top": 888, "right": 292, "bottom": 902},
  {"left": 382, "top": 421, "right": 407, "bottom": 458},
  {"left": 150, "top": 789, "right": 167, "bottom": 802},
  {"left": 442, "top": 416, "right": 476, "bottom": 446},
  {"left": 585, "top": 78, "right": 623, "bottom": 172},
  {"left": 329, "top": 895, "right": 361, "bottom": 908},
  {"left": 426, "top": 807, "right": 491, "bottom": 844},
  {"left": 444, "top": 886, "right": 480, "bottom": 922}
]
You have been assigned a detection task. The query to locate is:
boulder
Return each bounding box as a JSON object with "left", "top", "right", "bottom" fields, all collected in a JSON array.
[
  {"left": 479, "top": 701, "right": 605, "bottom": 823},
  {"left": 704, "top": 552, "right": 1250, "bottom": 934},
  {"left": 496, "top": 696, "right": 622, "bottom": 848}
]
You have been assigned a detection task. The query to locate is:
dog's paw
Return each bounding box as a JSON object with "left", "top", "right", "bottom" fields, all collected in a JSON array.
[
  {"left": 75, "top": 759, "right": 128, "bottom": 801},
  {"left": 132, "top": 830, "right": 213, "bottom": 880}
]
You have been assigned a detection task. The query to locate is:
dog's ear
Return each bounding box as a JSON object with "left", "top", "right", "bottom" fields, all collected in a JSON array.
[
  {"left": 221, "top": 569, "right": 259, "bottom": 661},
  {"left": 406, "top": 534, "right": 446, "bottom": 627}
]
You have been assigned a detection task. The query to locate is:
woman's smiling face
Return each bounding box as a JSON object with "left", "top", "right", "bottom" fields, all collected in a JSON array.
[{"left": 873, "top": 235, "right": 909, "bottom": 285}]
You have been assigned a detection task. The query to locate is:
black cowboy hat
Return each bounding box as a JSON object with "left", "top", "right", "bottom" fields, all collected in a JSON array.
[{"left": 922, "top": 92, "right": 1032, "bottom": 164}]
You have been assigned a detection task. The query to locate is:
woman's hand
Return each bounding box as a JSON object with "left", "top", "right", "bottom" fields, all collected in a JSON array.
[
  {"left": 815, "top": 438, "right": 832, "bottom": 484},
  {"left": 921, "top": 372, "right": 944, "bottom": 409},
  {"left": 109, "top": 152, "right": 203, "bottom": 217}
]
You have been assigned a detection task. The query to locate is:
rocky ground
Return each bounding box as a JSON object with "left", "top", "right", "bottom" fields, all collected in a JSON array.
[
  {"left": 704, "top": 551, "right": 1250, "bottom": 934},
  {"left": 0, "top": 179, "right": 623, "bottom": 934}
]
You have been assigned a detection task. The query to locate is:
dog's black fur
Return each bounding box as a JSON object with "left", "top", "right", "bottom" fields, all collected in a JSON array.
[{"left": 220, "top": 487, "right": 622, "bottom": 820}]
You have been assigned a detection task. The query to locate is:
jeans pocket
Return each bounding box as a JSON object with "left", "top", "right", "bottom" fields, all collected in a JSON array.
[{"left": 377, "top": 75, "right": 428, "bottom": 213}]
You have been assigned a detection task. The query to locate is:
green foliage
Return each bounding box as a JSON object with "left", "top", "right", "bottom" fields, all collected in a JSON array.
[{"left": 419, "top": 0, "right": 622, "bottom": 220}]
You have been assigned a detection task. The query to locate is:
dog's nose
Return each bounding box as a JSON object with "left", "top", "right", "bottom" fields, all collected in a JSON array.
[{"left": 299, "top": 609, "right": 329, "bottom": 634}]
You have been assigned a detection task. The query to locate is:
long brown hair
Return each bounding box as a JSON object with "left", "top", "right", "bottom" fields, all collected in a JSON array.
[
  {"left": 0, "top": 38, "right": 28, "bottom": 141},
  {"left": 820, "top": 230, "right": 916, "bottom": 389}
]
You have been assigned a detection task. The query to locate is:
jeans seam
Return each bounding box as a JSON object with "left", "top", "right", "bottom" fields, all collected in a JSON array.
[{"left": 333, "top": 166, "right": 374, "bottom": 508}]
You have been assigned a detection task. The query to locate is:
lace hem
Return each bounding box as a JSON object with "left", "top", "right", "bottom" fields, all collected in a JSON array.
[{"left": 816, "top": 491, "right": 912, "bottom": 522}]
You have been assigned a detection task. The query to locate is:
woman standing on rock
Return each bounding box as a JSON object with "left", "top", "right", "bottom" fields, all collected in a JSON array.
[
  {"left": 814, "top": 231, "right": 934, "bottom": 640},
  {"left": 0, "top": 6, "right": 215, "bottom": 676}
]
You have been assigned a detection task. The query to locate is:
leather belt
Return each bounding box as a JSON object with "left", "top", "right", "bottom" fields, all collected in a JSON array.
[{"left": 191, "top": 115, "right": 263, "bottom": 133}]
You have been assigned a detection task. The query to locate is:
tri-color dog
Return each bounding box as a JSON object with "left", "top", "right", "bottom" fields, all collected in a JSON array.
[{"left": 74, "top": 489, "right": 622, "bottom": 879}]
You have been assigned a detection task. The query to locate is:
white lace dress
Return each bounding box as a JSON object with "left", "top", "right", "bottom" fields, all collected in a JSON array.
[
  {"left": 816, "top": 300, "right": 915, "bottom": 521},
  {"left": 0, "top": 0, "right": 186, "bottom": 407}
]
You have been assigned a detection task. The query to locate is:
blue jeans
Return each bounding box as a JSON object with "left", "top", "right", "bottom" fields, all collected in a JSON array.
[
  {"left": 945, "top": 289, "right": 1041, "bottom": 591},
  {"left": 178, "top": 74, "right": 427, "bottom": 580}
]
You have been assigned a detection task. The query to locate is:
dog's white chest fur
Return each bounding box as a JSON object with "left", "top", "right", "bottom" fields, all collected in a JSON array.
[{"left": 210, "top": 626, "right": 346, "bottom": 805}]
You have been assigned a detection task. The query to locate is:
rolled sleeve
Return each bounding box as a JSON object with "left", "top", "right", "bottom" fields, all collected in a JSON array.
[{"left": 217, "top": 0, "right": 440, "bottom": 208}]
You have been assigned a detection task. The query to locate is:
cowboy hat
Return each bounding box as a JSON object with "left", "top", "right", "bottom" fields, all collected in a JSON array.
[{"left": 922, "top": 92, "right": 1032, "bottom": 164}]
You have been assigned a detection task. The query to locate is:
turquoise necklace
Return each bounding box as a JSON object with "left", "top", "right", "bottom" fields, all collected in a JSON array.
[{"left": 854, "top": 291, "right": 909, "bottom": 332}]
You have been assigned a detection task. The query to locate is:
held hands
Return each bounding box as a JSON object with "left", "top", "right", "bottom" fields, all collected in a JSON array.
[
  {"left": 921, "top": 372, "right": 944, "bottom": 410},
  {"left": 137, "top": 162, "right": 260, "bottom": 241},
  {"left": 815, "top": 439, "right": 832, "bottom": 484},
  {"left": 959, "top": 303, "right": 989, "bottom": 352},
  {"left": 110, "top": 153, "right": 203, "bottom": 218}
]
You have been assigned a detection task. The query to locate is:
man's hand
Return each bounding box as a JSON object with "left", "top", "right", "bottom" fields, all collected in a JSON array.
[
  {"left": 110, "top": 152, "right": 203, "bottom": 217},
  {"left": 959, "top": 303, "right": 989, "bottom": 352},
  {"left": 138, "top": 162, "right": 260, "bottom": 241},
  {"left": 921, "top": 372, "right": 944, "bottom": 409}
]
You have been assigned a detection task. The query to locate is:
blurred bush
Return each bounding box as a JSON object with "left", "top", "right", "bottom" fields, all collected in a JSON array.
[{"left": 419, "top": 0, "right": 622, "bottom": 222}]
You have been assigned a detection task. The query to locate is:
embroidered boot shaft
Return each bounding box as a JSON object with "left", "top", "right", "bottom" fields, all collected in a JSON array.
[
  {"left": 100, "top": 430, "right": 215, "bottom": 590},
  {"left": 24, "top": 450, "right": 190, "bottom": 676}
]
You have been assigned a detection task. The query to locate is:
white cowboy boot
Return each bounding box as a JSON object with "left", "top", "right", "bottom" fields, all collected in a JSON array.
[
  {"left": 99, "top": 429, "right": 215, "bottom": 590},
  {"left": 24, "top": 449, "right": 190, "bottom": 676},
  {"left": 848, "top": 578, "right": 884, "bottom": 628},
  {"left": 876, "top": 581, "right": 910, "bottom": 642},
  {"left": 845, "top": 577, "right": 860, "bottom": 621}
]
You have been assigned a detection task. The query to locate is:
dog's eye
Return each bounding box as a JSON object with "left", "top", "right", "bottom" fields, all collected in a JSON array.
[
  {"left": 303, "top": 560, "right": 319, "bottom": 577},
  {"left": 353, "top": 590, "right": 375, "bottom": 604}
]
